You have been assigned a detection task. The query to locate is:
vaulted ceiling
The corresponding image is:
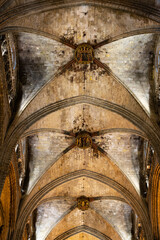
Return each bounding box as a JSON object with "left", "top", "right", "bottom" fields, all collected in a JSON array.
[{"left": 0, "top": 1, "right": 160, "bottom": 240}]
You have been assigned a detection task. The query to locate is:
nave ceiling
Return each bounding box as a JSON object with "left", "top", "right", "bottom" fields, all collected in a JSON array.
[{"left": 0, "top": 1, "right": 160, "bottom": 240}]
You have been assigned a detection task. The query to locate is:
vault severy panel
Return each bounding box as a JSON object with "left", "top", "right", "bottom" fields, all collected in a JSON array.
[
  {"left": 35, "top": 199, "right": 75, "bottom": 240},
  {"left": 17, "top": 32, "right": 73, "bottom": 113},
  {"left": 26, "top": 132, "right": 74, "bottom": 193},
  {"left": 93, "top": 132, "right": 143, "bottom": 193},
  {"left": 25, "top": 104, "right": 140, "bottom": 134},
  {"left": 41, "top": 177, "right": 124, "bottom": 200},
  {"left": 96, "top": 34, "right": 155, "bottom": 114},
  {"left": 90, "top": 200, "right": 132, "bottom": 240}
]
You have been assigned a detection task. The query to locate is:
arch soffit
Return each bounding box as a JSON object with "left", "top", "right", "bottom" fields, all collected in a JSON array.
[
  {"left": 0, "top": 0, "right": 160, "bottom": 26},
  {"left": 21, "top": 128, "right": 146, "bottom": 140},
  {"left": 0, "top": 26, "right": 160, "bottom": 46},
  {"left": 53, "top": 226, "right": 112, "bottom": 240},
  {"left": 54, "top": 225, "right": 111, "bottom": 240},
  {"left": 38, "top": 196, "right": 127, "bottom": 207}
]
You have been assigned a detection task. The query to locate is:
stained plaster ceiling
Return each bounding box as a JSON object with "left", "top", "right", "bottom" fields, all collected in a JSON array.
[{"left": 4, "top": 2, "right": 160, "bottom": 240}]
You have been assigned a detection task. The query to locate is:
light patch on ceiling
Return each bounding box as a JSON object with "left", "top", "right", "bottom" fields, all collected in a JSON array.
[
  {"left": 17, "top": 32, "right": 74, "bottom": 113},
  {"left": 95, "top": 34, "right": 155, "bottom": 114},
  {"left": 36, "top": 199, "right": 75, "bottom": 240},
  {"left": 93, "top": 133, "right": 141, "bottom": 193},
  {"left": 90, "top": 200, "right": 132, "bottom": 240},
  {"left": 27, "top": 132, "right": 74, "bottom": 193}
]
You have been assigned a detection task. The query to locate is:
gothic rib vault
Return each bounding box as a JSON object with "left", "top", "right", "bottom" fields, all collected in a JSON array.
[{"left": 0, "top": 1, "right": 160, "bottom": 240}]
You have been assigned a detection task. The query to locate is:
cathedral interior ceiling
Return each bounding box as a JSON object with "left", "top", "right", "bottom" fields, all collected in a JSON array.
[
  {"left": 35, "top": 199, "right": 132, "bottom": 240},
  {"left": 5, "top": 24, "right": 158, "bottom": 118},
  {"left": 16, "top": 147, "right": 149, "bottom": 240},
  {"left": 18, "top": 129, "right": 146, "bottom": 195},
  {"left": 0, "top": 1, "right": 160, "bottom": 240},
  {"left": 16, "top": 65, "right": 149, "bottom": 123},
  {"left": 25, "top": 146, "right": 138, "bottom": 197},
  {"left": 46, "top": 207, "right": 122, "bottom": 240}
]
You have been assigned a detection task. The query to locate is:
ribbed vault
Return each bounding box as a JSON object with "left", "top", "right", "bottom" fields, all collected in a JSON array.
[{"left": 0, "top": 1, "right": 160, "bottom": 240}]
